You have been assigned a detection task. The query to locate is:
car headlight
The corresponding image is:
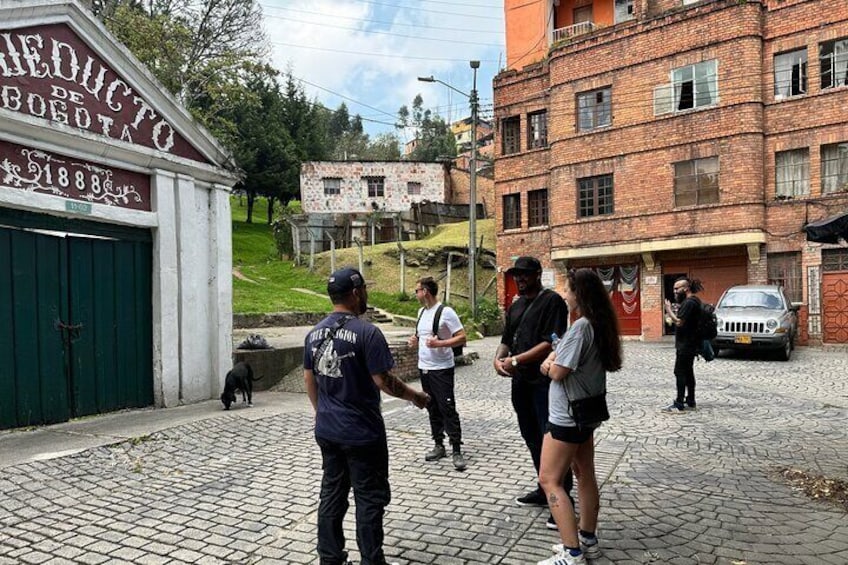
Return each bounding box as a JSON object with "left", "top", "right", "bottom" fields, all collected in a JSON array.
[
  {"left": 717, "top": 318, "right": 724, "bottom": 331},
  {"left": 766, "top": 318, "right": 778, "bottom": 331}
]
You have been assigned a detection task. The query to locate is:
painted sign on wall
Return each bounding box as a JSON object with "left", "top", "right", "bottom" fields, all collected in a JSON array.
[
  {"left": 0, "top": 138, "right": 151, "bottom": 210},
  {"left": 0, "top": 24, "right": 207, "bottom": 162}
]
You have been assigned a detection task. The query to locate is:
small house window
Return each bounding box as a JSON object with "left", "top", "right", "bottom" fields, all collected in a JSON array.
[
  {"left": 365, "top": 176, "right": 385, "bottom": 198},
  {"left": 503, "top": 193, "right": 521, "bottom": 229},
  {"left": 323, "top": 178, "right": 341, "bottom": 195},
  {"left": 502, "top": 116, "right": 520, "bottom": 155},
  {"left": 578, "top": 174, "right": 614, "bottom": 217},
  {"left": 528, "top": 189, "right": 549, "bottom": 227},
  {"left": 775, "top": 149, "right": 809, "bottom": 198},
  {"left": 528, "top": 111, "right": 548, "bottom": 149},
  {"left": 774, "top": 49, "right": 808, "bottom": 98},
  {"left": 674, "top": 157, "right": 719, "bottom": 206}
]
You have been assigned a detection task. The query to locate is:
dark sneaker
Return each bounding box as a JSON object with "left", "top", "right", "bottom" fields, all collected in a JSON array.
[
  {"left": 662, "top": 402, "right": 685, "bottom": 413},
  {"left": 686, "top": 402, "right": 697, "bottom": 410},
  {"left": 546, "top": 513, "right": 558, "bottom": 530},
  {"left": 578, "top": 531, "right": 601, "bottom": 559},
  {"left": 452, "top": 452, "right": 467, "bottom": 471},
  {"left": 515, "top": 488, "right": 547, "bottom": 506},
  {"left": 424, "top": 444, "right": 446, "bottom": 461}
]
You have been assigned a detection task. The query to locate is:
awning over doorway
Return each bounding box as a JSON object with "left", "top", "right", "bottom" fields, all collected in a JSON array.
[{"left": 805, "top": 212, "right": 848, "bottom": 244}]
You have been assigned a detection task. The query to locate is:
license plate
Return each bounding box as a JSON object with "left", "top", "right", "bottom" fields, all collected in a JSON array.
[{"left": 735, "top": 334, "right": 752, "bottom": 344}]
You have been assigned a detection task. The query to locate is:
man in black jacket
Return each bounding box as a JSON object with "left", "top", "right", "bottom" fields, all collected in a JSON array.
[{"left": 494, "top": 256, "right": 573, "bottom": 530}]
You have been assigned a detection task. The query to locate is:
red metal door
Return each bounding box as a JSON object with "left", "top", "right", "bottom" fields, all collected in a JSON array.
[
  {"left": 822, "top": 271, "right": 848, "bottom": 343},
  {"left": 611, "top": 265, "right": 641, "bottom": 335}
]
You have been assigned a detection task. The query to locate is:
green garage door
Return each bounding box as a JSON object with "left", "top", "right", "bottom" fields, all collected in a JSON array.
[{"left": 0, "top": 209, "right": 153, "bottom": 430}]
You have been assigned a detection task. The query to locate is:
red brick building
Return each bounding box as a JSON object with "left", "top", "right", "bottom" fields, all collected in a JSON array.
[{"left": 495, "top": 0, "right": 848, "bottom": 343}]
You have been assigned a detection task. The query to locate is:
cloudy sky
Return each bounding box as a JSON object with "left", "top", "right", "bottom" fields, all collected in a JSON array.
[{"left": 260, "top": 0, "right": 505, "bottom": 143}]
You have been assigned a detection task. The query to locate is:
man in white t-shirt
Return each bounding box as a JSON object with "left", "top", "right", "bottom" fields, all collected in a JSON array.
[{"left": 407, "top": 276, "right": 468, "bottom": 471}]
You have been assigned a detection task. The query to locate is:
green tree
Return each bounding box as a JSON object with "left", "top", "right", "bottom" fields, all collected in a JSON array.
[{"left": 397, "top": 95, "right": 456, "bottom": 162}]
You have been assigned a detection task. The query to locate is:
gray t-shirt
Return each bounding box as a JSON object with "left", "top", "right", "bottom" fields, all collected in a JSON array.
[{"left": 549, "top": 317, "right": 607, "bottom": 427}]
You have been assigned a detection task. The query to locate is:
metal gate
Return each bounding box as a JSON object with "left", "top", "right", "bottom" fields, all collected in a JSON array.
[{"left": 0, "top": 210, "right": 153, "bottom": 430}]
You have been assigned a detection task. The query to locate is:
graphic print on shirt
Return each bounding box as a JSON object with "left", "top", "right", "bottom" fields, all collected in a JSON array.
[{"left": 311, "top": 325, "right": 359, "bottom": 379}]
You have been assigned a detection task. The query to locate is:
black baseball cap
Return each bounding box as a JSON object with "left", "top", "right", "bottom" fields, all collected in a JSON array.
[
  {"left": 506, "top": 256, "right": 542, "bottom": 275},
  {"left": 327, "top": 267, "right": 365, "bottom": 296}
]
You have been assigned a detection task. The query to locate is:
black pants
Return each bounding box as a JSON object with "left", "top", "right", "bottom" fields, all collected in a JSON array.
[
  {"left": 673, "top": 347, "right": 697, "bottom": 406},
  {"left": 420, "top": 368, "right": 462, "bottom": 449},
  {"left": 511, "top": 377, "right": 574, "bottom": 496},
  {"left": 316, "top": 437, "right": 391, "bottom": 565}
]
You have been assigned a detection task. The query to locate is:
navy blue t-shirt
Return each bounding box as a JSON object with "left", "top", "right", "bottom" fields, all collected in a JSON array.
[{"left": 303, "top": 312, "right": 395, "bottom": 445}]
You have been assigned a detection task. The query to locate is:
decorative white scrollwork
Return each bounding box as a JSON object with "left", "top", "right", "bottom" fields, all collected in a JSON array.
[{"left": 0, "top": 149, "right": 142, "bottom": 207}]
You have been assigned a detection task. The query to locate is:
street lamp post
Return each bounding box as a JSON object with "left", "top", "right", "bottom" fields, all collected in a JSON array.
[{"left": 418, "top": 60, "right": 480, "bottom": 319}]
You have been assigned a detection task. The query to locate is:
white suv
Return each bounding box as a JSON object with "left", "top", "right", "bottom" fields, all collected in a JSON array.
[{"left": 713, "top": 285, "right": 799, "bottom": 361}]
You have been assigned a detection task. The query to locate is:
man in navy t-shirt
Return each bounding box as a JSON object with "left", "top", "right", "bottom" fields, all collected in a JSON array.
[{"left": 304, "top": 267, "right": 430, "bottom": 565}]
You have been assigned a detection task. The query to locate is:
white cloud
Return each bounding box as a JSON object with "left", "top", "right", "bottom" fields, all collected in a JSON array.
[{"left": 260, "top": 0, "right": 504, "bottom": 138}]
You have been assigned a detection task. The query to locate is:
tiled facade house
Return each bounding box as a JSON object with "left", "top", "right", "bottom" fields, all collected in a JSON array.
[{"left": 496, "top": 0, "right": 848, "bottom": 344}]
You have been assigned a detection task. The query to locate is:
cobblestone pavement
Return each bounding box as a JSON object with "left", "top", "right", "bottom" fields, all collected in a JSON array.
[{"left": 1, "top": 339, "right": 847, "bottom": 565}]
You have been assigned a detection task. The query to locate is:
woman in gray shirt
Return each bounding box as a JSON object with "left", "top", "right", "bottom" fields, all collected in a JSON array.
[{"left": 536, "top": 269, "right": 623, "bottom": 565}]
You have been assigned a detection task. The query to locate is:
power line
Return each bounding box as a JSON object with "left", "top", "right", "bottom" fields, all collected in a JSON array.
[
  {"left": 296, "top": 77, "right": 399, "bottom": 120},
  {"left": 270, "top": 39, "right": 499, "bottom": 63},
  {"left": 259, "top": 4, "right": 504, "bottom": 35},
  {"left": 263, "top": 13, "right": 503, "bottom": 48},
  {"left": 348, "top": 0, "right": 503, "bottom": 20}
]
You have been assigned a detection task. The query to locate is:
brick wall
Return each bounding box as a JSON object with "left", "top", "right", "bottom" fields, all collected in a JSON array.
[
  {"left": 449, "top": 167, "right": 495, "bottom": 218},
  {"left": 494, "top": 0, "right": 848, "bottom": 343}
]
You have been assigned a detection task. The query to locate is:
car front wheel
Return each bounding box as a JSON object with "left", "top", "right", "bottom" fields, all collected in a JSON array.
[{"left": 777, "top": 338, "right": 792, "bottom": 361}]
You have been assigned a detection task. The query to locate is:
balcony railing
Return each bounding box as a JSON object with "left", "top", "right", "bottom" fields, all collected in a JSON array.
[{"left": 552, "top": 21, "right": 597, "bottom": 43}]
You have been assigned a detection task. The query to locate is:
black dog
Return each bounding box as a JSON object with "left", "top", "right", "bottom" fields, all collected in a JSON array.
[{"left": 220, "top": 362, "right": 260, "bottom": 410}]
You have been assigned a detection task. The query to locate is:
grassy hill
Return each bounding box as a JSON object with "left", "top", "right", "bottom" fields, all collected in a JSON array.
[{"left": 231, "top": 196, "right": 499, "bottom": 323}]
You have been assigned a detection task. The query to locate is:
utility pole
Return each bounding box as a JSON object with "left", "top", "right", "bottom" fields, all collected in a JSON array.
[
  {"left": 469, "top": 60, "right": 479, "bottom": 320},
  {"left": 418, "top": 60, "right": 481, "bottom": 319}
]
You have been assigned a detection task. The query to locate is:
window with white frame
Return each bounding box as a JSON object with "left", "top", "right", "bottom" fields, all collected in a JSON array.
[
  {"left": 774, "top": 49, "right": 807, "bottom": 98},
  {"left": 407, "top": 181, "right": 422, "bottom": 195},
  {"left": 821, "top": 142, "right": 848, "bottom": 194},
  {"left": 577, "top": 88, "right": 611, "bottom": 131},
  {"left": 820, "top": 38, "right": 848, "bottom": 90},
  {"left": 323, "top": 178, "right": 341, "bottom": 195},
  {"left": 365, "top": 176, "right": 385, "bottom": 198},
  {"left": 775, "top": 149, "right": 809, "bottom": 198},
  {"left": 654, "top": 60, "right": 718, "bottom": 115},
  {"left": 614, "top": 0, "right": 634, "bottom": 23},
  {"left": 674, "top": 157, "right": 719, "bottom": 207}
]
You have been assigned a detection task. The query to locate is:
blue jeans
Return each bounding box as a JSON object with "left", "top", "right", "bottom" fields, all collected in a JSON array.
[{"left": 316, "top": 437, "right": 391, "bottom": 565}]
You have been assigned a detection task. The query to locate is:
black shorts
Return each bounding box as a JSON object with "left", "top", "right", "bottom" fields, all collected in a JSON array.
[{"left": 547, "top": 422, "right": 595, "bottom": 444}]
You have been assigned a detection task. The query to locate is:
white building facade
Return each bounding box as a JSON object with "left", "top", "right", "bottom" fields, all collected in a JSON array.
[{"left": 0, "top": 0, "right": 237, "bottom": 429}]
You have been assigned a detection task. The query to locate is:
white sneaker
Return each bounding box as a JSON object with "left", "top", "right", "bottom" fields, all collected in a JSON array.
[
  {"left": 537, "top": 549, "right": 587, "bottom": 565},
  {"left": 551, "top": 535, "right": 601, "bottom": 560}
]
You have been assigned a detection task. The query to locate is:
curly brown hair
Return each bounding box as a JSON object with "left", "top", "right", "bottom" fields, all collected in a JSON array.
[{"left": 566, "top": 268, "right": 623, "bottom": 372}]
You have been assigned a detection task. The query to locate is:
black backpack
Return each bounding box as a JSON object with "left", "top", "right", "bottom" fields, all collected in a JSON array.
[
  {"left": 417, "top": 304, "right": 464, "bottom": 358},
  {"left": 697, "top": 301, "right": 718, "bottom": 341}
]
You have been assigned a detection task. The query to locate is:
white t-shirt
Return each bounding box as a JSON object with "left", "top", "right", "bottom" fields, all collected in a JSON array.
[{"left": 416, "top": 303, "right": 463, "bottom": 370}]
